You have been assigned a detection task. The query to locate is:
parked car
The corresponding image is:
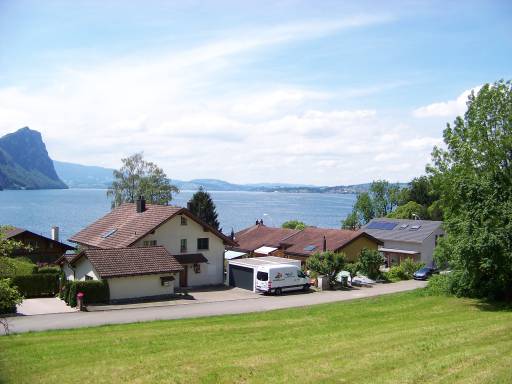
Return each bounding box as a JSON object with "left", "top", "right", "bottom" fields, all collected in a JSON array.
[
  {"left": 413, "top": 267, "right": 438, "bottom": 280},
  {"left": 255, "top": 264, "right": 310, "bottom": 295}
]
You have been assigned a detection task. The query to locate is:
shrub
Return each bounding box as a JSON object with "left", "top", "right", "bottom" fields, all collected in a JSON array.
[
  {"left": 68, "top": 280, "right": 109, "bottom": 307},
  {"left": 0, "top": 257, "right": 37, "bottom": 278},
  {"left": 0, "top": 278, "right": 23, "bottom": 314},
  {"left": 358, "top": 248, "right": 384, "bottom": 280},
  {"left": 386, "top": 259, "right": 425, "bottom": 281},
  {"left": 426, "top": 274, "right": 453, "bottom": 296},
  {"left": 35, "top": 266, "right": 61, "bottom": 274},
  {"left": 386, "top": 265, "right": 407, "bottom": 281},
  {"left": 306, "top": 251, "right": 345, "bottom": 287},
  {"left": 11, "top": 274, "right": 59, "bottom": 298}
]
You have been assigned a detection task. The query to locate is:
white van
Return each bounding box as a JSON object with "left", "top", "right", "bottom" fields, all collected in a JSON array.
[{"left": 255, "top": 264, "right": 310, "bottom": 295}]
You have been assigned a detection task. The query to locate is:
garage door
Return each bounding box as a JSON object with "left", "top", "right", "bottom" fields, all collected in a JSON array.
[{"left": 229, "top": 265, "right": 254, "bottom": 290}]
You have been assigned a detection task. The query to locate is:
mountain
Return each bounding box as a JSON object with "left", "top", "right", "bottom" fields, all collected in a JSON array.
[
  {"left": 0, "top": 127, "right": 67, "bottom": 190},
  {"left": 53, "top": 160, "right": 114, "bottom": 188}
]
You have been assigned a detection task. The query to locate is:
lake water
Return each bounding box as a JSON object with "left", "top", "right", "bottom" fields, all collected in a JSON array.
[{"left": 0, "top": 189, "right": 356, "bottom": 244}]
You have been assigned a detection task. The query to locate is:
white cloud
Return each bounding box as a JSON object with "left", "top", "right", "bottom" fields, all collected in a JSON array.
[
  {"left": 412, "top": 86, "right": 482, "bottom": 118},
  {"left": 0, "top": 15, "right": 439, "bottom": 184}
]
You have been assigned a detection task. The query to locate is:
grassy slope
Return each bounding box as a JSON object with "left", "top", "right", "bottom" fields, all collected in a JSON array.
[{"left": 1, "top": 291, "right": 511, "bottom": 384}]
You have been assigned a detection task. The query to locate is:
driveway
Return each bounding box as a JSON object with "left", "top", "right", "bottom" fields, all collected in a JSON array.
[
  {"left": 16, "top": 298, "right": 78, "bottom": 316},
  {"left": 3, "top": 280, "right": 426, "bottom": 334}
]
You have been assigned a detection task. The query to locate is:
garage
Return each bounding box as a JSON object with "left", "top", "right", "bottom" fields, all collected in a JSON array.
[
  {"left": 229, "top": 265, "right": 254, "bottom": 291},
  {"left": 228, "top": 256, "right": 301, "bottom": 292}
]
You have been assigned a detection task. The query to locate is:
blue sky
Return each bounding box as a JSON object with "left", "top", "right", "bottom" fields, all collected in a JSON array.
[{"left": 0, "top": 1, "right": 510, "bottom": 184}]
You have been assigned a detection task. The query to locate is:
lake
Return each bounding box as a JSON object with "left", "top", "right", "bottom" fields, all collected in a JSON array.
[{"left": 0, "top": 189, "right": 356, "bottom": 244}]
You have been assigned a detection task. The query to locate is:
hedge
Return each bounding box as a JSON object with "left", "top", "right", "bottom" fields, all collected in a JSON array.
[
  {"left": 0, "top": 278, "right": 23, "bottom": 314},
  {"left": 11, "top": 274, "right": 59, "bottom": 298},
  {"left": 67, "top": 280, "right": 109, "bottom": 307},
  {"left": 35, "top": 266, "right": 61, "bottom": 274}
]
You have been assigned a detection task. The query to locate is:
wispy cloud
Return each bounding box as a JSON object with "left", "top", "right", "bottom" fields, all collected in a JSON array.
[{"left": 412, "top": 86, "right": 481, "bottom": 118}]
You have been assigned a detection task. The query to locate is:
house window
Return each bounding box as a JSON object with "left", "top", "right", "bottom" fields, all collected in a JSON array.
[
  {"left": 85, "top": 275, "right": 93, "bottom": 281},
  {"left": 197, "top": 238, "right": 209, "bottom": 250},
  {"left": 193, "top": 263, "right": 201, "bottom": 273},
  {"left": 143, "top": 240, "right": 157, "bottom": 247},
  {"left": 181, "top": 216, "right": 188, "bottom": 226},
  {"left": 180, "top": 239, "right": 187, "bottom": 253}
]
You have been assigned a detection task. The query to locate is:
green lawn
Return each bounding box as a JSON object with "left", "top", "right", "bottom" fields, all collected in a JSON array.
[{"left": 1, "top": 291, "right": 511, "bottom": 384}]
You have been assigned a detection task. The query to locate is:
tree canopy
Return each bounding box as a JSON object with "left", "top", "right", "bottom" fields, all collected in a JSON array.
[
  {"left": 342, "top": 180, "right": 400, "bottom": 229},
  {"left": 107, "top": 153, "right": 179, "bottom": 208},
  {"left": 187, "top": 187, "right": 220, "bottom": 230},
  {"left": 306, "top": 251, "right": 345, "bottom": 287},
  {"left": 429, "top": 80, "right": 512, "bottom": 300},
  {"left": 282, "top": 220, "right": 306, "bottom": 230}
]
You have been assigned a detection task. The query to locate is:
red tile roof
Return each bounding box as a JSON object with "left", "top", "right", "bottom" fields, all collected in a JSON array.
[
  {"left": 69, "top": 203, "right": 236, "bottom": 248},
  {"left": 71, "top": 246, "right": 183, "bottom": 278},
  {"left": 233, "top": 225, "right": 300, "bottom": 252},
  {"left": 233, "top": 225, "right": 382, "bottom": 256}
]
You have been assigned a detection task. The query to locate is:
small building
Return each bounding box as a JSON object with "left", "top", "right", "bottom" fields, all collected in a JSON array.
[
  {"left": 68, "top": 198, "right": 236, "bottom": 290},
  {"left": 3, "top": 226, "right": 74, "bottom": 264},
  {"left": 362, "top": 218, "right": 444, "bottom": 267},
  {"left": 63, "top": 246, "right": 183, "bottom": 302},
  {"left": 228, "top": 256, "right": 301, "bottom": 292},
  {"left": 230, "top": 223, "right": 382, "bottom": 265}
]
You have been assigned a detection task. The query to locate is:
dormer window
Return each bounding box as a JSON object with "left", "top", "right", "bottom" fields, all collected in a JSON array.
[{"left": 181, "top": 216, "right": 188, "bottom": 226}]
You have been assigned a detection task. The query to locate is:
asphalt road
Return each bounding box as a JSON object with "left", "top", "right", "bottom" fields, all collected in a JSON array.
[{"left": 2, "top": 280, "right": 427, "bottom": 335}]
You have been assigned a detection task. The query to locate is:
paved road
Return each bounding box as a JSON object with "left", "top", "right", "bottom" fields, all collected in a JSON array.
[{"left": 2, "top": 280, "right": 426, "bottom": 334}]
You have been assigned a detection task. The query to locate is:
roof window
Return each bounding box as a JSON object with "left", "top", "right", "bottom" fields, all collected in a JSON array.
[
  {"left": 304, "top": 245, "right": 317, "bottom": 251},
  {"left": 399, "top": 224, "right": 408, "bottom": 230},
  {"left": 100, "top": 228, "right": 117, "bottom": 238},
  {"left": 409, "top": 225, "right": 421, "bottom": 231}
]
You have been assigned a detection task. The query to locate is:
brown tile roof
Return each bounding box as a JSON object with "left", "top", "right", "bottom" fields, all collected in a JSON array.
[
  {"left": 283, "top": 227, "right": 382, "bottom": 256},
  {"left": 71, "top": 246, "right": 183, "bottom": 278},
  {"left": 3, "top": 226, "right": 74, "bottom": 250},
  {"left": 233, "top": 224, "right": 300, "bottom": 252},
  {"left": 56, "top": 253, "right": 77, "bottom": 265},
  {"left": 69, "top": 203, "right": 236, "bottom": 248},
  {"left": 232, "top": 225, "right": 383, "bottom": 256},
  {"left": 174, "top": 253, "right": 208, "bottom": 264},
  {"left": 3, "top": 227, "right": 25, "bottom": 239}
]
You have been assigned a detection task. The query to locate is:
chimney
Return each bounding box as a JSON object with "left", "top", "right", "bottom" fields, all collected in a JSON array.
[
  {"left": 136, "top": 196, "right": 146, "bottom": 213},
  {"left": 323, "top": 235, "right": 327, "bottom": 252},
  {"left": 230, "top": 228, "right": 235, "bottom": 240},
  {"left": 51, "top": 226, "right": 59, "bottom": 242},
  {"left": 187, "top": 201, "right": 192, "bottom": 211}
]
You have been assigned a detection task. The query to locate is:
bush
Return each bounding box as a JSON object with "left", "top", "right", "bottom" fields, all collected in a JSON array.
[
  {"left": 67, "top": 280, "right": 109, "bottom": 307},
  {"left": 358, "top": 248, "right": 384, "bottom": 280},
  {"left": 306, "top": 251, "right": 345, "bottom": 288},
  {"left": 0, "top": 257, "right": 36, "bottom": 278},
  {"left": 0, "top": 278, "right": 23, "bottom": 314},
  {"left": 386, "top": 259, "right": 425, "bottom": 281},
  {"left": 11, "top": 274, "right": 59, "bottom": 298},
  {"left": 426, "top": 274, "right": 453, "bottom": 296},
  {"left": 36, "top": 266, "right": 61, "bottom": 274}
]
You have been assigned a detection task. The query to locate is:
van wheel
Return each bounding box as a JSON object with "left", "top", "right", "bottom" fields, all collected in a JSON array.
[
  {"left": 275, "top": 288, "right": 282, "bottom": 296},
  {"left": 303, "top": 284, "right": 310, "bottom": 292}
]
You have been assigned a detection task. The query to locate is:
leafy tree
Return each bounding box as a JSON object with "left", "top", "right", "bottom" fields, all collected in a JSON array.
[
  {"left": 358, "top": 248, "right": 384, "bottom": 280},
  {"left": 409, "top": 176, "right": 440, "bottom": 207},
  {"left": 306, "top": 251, "right": 346, "bottom": 287},
  {"left": 429, "top": 80, "right": 512, "bottom": 300},
  {"left": 187, "top": 187, "right": 220, "bottom": 229},
  {"left": 341, "top": 211, "right": 360, "bottom": 230},
  {"left": 0, "top": 226, "right": 32, "bottom": 278},
  {"left": 344, "top": 262, "right": 361, "bottom": 282},
  {"left": 107, "top": 152, "right": 179, "bottom": 208},
  {"left": 342, "top": 181, "right": 401, "bottom": 228},
  {"left": 387, "top": 201, "right": 426, "bottom": 219},
  {"left": 282, "top": 220, "right": 306, "bottom": 230}
]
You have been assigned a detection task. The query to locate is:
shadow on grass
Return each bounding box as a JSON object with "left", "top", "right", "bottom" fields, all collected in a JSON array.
[{"left": 472, "top": 299, "right": 512, "bottom": 312}]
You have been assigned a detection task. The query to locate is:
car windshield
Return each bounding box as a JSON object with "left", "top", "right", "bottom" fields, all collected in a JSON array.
[
  {"left": 256, "top": 271, "right": 268, "bottom": 281},
  {"left": 417, "top": 268, "right": 431, "bottom": 273},
  {"left": 297, "top": 270, "right": 306, "bottom": 278}
]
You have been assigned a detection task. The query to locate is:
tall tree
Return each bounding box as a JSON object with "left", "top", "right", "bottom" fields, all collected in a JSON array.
[
  {"left": 429, "top": 80, "right": 512, "bottom": 300},
  {"left": 107, "top": 153, "right": 179, "bottom": 207},
  {"left": 187, "top": 187, "right": 220, "bottom": 229}
]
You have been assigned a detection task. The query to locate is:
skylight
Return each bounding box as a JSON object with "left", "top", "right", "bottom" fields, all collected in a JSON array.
[
  {"left": 409, "top": 225, "right": 421, "bottom": 231},
  {"left": 100, "top": 228, "right": 117, "bottom": 238},
  {"left": 399, "top": 224, "right": 408, "bottom": 230},
  {"left": 304, "top": 245, "right": 317, "bottom": 251}
]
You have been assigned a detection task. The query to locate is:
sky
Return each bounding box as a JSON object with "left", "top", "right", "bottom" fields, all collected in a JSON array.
[{"left": 0, "top": 0, "right": 510, "bottom": 185}]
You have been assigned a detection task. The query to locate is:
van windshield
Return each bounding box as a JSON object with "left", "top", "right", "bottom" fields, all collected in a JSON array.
[{"left": 256, "top": 271, "right": 268, "bottom": 281}]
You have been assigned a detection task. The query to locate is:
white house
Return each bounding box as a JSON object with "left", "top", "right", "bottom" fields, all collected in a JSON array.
[
  {"left": 60, "top": 246, "right": 183, "bottom": 301},
  {"left": 362, "top": 218, "right": 444, "bottom": 267},
  {"left": 65, "top": 198, "right": 236, "bottom": 297}
]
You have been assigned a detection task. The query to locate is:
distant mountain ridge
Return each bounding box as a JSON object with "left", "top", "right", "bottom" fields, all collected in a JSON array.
[
  {"left": 51, "top": 161, "right": 392, "bottom": 193},
  {"left": 0, "top": 127, "right": 67, "bottom": 190}
]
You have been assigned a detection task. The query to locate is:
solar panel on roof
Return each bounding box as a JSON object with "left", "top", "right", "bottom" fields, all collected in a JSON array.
[
  {"left": 304, "top": 245, "right": 317, "bottom": 251},
  {"left": 367, "top": 221, "right": 398, "bottom": 230}
]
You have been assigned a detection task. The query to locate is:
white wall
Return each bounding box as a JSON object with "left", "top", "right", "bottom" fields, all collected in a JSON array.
[
  {"left": 421, "top": 227, "right": 445, "bottom": 267},
  {"left": 134, "top": 215, "right": 225, "bottom": 287},
  {"left": 62, "top": 263, "right": 74, "bottom": 281},
  {"left": 108, "top": 273, "right": 178, "bottom": 301},
  {"left": 74, "top": 257, "right": 100, "bottom": 281}
]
